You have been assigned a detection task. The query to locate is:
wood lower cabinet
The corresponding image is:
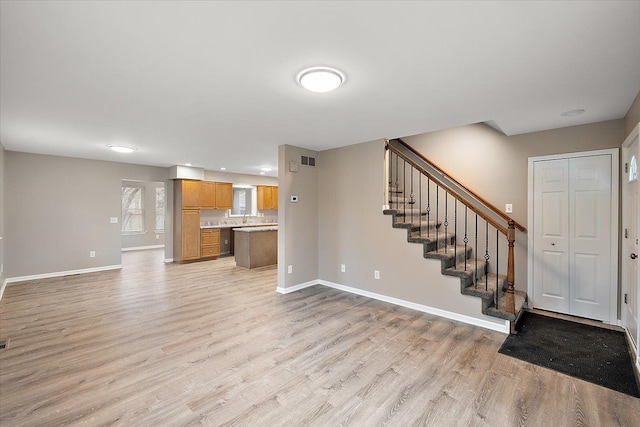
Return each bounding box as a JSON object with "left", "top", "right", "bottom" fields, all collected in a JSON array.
[
  {"left": 257, "top": 185, "right": 278, "bottom": 210},
  {"left": 177, "top": 209, "right": 201, "bottom": 262},
  {"left": 200, "top": 228, "right": 221, "bottom": 259}
]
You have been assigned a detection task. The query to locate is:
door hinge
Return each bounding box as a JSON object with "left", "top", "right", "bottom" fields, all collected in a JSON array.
[
  {"left": 625, "top": 228, "right": 629, "bottom": 238},
  {"left": 624, "top": 293, "right": 628, "bottom": 304},
  {"left": 625, "top": 163, "right": 629, "bottom": 173}
]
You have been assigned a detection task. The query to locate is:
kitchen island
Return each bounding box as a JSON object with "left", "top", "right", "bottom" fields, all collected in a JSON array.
[{"left": 233, "top": 226, "right": 278, "bottom": 269}]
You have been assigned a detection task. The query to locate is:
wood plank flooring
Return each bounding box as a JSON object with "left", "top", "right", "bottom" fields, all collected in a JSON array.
[{"left": 1, "top": 249, "right": 639, "bottom": 426}]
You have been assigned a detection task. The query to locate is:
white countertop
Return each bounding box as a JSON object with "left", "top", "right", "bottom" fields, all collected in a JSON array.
[
  {"left": 201, "top": 222, "right": 277, "bottom": 229},
  {"left": 232, "top": 226, "right": 278, "bottom": 233}
]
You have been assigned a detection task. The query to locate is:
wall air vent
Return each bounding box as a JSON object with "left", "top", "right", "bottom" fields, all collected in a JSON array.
[{"left": 300, "top": 156, "right": 316, "bottom": 167}]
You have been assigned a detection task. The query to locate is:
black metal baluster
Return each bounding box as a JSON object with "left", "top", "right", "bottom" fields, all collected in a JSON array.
[
  {"left": 454, "top": 198, "right": 457, "bottom": 266},
  {"left": 444, "top": 192, "right": 448, "bottom": 254},
  {"left": 419, "top": 171, "right": 422, "bottom": 238},
  {"left": 496, "top": 229, "right": 499, "bottom": 307},
  {"left": 484, "top": 222, "right": 489, "bottom": 291},
  {"left": 403, "top": 160, "right": 406, "bottom": 219},
  {"left": 435, "top": 186, "right": 439, "bottom": 251},
  {"left": 464, "top": 206, "right": 468, "bottom": 271},
  {"left": 410, "top": 165, "right": 414, "bottom": 225},
  {"left": 426, "top": 177, "right": 431, "bottom": 239}
]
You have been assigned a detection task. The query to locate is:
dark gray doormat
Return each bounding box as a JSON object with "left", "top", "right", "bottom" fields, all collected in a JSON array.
[{"left": 498, "top": 312, "right": 640, "bottom": 398}]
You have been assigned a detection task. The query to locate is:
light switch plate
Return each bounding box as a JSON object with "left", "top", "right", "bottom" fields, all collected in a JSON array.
[{"left": 505, "top": 204, "right": 513, "bottom": 214}]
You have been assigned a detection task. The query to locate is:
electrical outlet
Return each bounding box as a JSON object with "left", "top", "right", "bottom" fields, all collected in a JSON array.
[
  {"left": 156, "top": 234, "right": 160, "bottom": 240},
  {"left": 225, "top": 239, "right": 228, "bottom": 245},
  {"left": 89, "top": 251, "right": 96, "bottom": 258},
  {"left": 374, "top": 270, "right": 380, "bottom": 279},
  {"left": 505, "top": 204, "right": 513, "bottom": 214},
  {"left": 341, "top": 264, "right": 346, "bottom": 273},
  {"left": 288, "top": 265, "right": 293, "bottom": 274},
  {"left": 110, "top": 217, "right": 118, "bottom": 224}
]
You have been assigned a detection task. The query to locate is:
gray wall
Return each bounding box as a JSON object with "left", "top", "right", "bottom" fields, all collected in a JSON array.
[
  {"left": 121, "top": 180, "right": 166, "bottom": 249},
  {"left": 311, "top": 119, "right": 625, "bottom": 325},
  {"left": 316, "top": 139, "right": 504, "bottom": 327},
  {"left": 625, "top": 90, "right": 640, "bottom": 139},
  {"left": 278, "top": 145, "right": 318, "bottom": 289},
  {"left": 0, "top": 143, "right": 5, "bottom": 286},
  {"left": 5, "top": 151, "right": 168, "bottom": 278}
]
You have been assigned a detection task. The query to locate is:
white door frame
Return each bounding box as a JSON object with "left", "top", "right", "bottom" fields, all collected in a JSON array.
[
  {"left": 622, "top": 123, "right": 640, "bottom": 368},
  {"left": 527, "top": 148, "right": 619, "bottom": 324}
]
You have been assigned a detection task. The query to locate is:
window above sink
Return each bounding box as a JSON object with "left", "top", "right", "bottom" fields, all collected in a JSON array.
[{"left": 229, "top": 185, "right": 256, "bottom": 217}]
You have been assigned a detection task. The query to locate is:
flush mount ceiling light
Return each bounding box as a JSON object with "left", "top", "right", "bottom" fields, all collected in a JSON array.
[
  {"left": 185, "top": 163, "right": 192, "bottom": 166},
  {"left": 108, "top": 144, "right": 136, "bottom": 153},
  {"left": 297, "top": 66, "right": 345, "bottom": 93},
  {"left": 561, "top": 109, "right": 585, "bottom": 117},
  {"left": 260, "top": 167, "right": 272, "bottom": 172},
  {"left": 220, "top": 167, "right": 226, "bottom": 171}
]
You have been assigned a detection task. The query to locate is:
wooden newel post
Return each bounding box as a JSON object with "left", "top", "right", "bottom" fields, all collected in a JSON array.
[{"left": 506, "top": 220, "right": 516, "bottom": 318}]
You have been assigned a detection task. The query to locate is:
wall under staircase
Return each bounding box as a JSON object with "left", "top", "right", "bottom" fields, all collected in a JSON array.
[{"left": 314, "top": 140, "right": 511, "bottom": 333}]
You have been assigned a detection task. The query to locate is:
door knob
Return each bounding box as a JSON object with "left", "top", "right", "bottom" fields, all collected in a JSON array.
[{"left": 632, "top": 253, "right": 638, "bottom": 260}]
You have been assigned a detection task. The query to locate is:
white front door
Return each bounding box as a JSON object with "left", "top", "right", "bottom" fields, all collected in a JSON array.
[
  {"left": 531, "top": 152, "right": 615, "bottom": 321},
  {"left": 622, "top": 125, "right": 639, "bottom": 355}
]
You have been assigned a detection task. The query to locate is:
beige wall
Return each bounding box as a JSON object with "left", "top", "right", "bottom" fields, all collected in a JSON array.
[
  {"left": 625, "top": 90, "right": 640, "bottom": 139},
  {"left": 5, "top": 151, "right": 169, "bottom": 278},
  {"left": 0, "top": 143, "right": 5, "bottom": 286},
  {"left": 278, "top": 145, "right": 318, "bottom": 289},
  {"left": 403, "top": 119, "right": 624, "bottom": 227}
]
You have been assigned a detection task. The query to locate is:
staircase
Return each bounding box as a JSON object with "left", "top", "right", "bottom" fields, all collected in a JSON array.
[{"left": 385, "top": 139, "right": 528, "bottom": 333}]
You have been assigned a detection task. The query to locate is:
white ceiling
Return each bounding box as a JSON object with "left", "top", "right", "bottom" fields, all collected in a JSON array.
[{"left": 1, "top": 1, "right": 639, "bottom": 177}]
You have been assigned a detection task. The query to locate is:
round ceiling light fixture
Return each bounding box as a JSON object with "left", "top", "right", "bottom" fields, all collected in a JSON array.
[
  {"left": 297, "top": 66, "right": 345, "bottom": 93},
  {"left": 260, "top": 167, "right": 272, "bottom": 172},
  {"left": 561, "top": 109, "right": 585, "bottom": 117},
  {"left": 108, "top": 144, "right": 136, "bottom": 153}
]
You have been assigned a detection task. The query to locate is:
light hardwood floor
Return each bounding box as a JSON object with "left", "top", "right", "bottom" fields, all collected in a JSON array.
[{"left": 1, "top": 250, "right": 639, "bottom": 426}]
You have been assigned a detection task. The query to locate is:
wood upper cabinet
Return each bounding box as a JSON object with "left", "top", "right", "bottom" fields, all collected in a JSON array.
[
  {"left": 215, "top": 182, "right": 233, "bottom": 210},
  {"left": 200, "top": 182, "right": 217, "bottom": 209},
  {"left": 271, "top": 186, "right": 278, "bottom": 209},
  {"left": 257, "top": 185, "right": 278, "bottom": 210},
  {"left": 181, "top": 180, "right": 201, "bottom": 209}
]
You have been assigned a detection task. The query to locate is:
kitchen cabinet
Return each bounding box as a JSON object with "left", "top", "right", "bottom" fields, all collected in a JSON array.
[
  {"left": 215, "top": 182, "right": 233, "bottom": 210},
  {"left": 175, "top": 209, "right": 201, "bottom": 262},
  {"left": 200, "top": 228, "right": 221, "bottom": 259},
  {"left": 200, "top": 182, "right": 217, "bottom": 209},
  {"left": 257, "top": 185, "right": 278, "bottom": 210},
  {"left": 181, "top": 180, "right": 201, "bottom": 209}
]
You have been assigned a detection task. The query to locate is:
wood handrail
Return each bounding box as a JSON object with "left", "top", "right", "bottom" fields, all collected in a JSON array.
[
  {"left": 387, "top": 142, "right": 508, "bottom": 236},
  {"left": 391, "top": 138, "right": 527, "bottom": 233}
]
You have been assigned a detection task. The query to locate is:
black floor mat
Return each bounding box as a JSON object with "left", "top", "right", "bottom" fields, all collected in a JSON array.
[{"left": 498, "top": 312, "right": 640, "bottom": 398}]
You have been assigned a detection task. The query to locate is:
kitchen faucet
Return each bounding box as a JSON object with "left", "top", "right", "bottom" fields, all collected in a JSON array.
[{"left": 242, "top": 212, "right": 248, "bottom": 224}]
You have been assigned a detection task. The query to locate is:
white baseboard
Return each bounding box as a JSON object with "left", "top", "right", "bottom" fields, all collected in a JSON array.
[
  {"left": 0, "top": 278, "right": 7, "bottom": 301},
  {"left": 276, "top": 280, "right": 318, "bottom": 294},
  {"left": 164, "top": 258, "right": 174, "bottom": 263},
  {"left": 277, "top": 279, "right": 508, "bottom": 334},
  {"left": 121, "top": 245, "right": 165, "bottom": 252},
  {"left": 5, "top": 265, "right": 122, "bottom": 285}
]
